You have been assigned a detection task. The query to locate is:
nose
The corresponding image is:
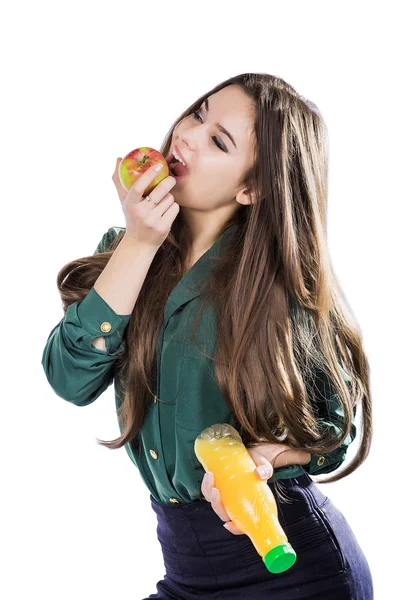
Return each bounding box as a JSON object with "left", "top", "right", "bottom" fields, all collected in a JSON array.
[{"left": 178, "top": 133, "right": 195, "bottom": 153}]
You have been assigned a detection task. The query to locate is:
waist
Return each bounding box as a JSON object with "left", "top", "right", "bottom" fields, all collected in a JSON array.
[{"left": 150, "top": 472, "right": 327, "bottom": 524}]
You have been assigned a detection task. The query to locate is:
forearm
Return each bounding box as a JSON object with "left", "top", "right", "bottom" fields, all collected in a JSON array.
[
  {"left": 91, "top": 237, "right": 158, "bottom": 352},
  {"left": 273, "top": 447, "right": 311, "bottom": 469},
  {"left": 93, "top": 236, "right": 158, "bottom": 315}
]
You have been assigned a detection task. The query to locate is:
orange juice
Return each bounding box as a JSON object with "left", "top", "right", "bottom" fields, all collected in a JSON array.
[{"left": 194, "top": 423, "right": 297, "bottom": 574}]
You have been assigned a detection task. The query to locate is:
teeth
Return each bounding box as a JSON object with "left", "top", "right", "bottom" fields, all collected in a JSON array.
[{"left": 172, "top": 149, "right": 187, "bottom": 167}]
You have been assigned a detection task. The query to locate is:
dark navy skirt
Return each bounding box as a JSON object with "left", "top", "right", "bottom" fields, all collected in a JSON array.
[{"left": 143, "top": 473, "right": 374, "bottom": 599}]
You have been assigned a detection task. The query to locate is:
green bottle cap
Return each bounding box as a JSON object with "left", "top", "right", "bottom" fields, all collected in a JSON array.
[{"left": 263, "top": 543, "right": 297, "bottom": 573}]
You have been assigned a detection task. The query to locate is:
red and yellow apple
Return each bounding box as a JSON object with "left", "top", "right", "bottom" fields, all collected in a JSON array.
[{"left": 119, "top": 147, "right": 170, "bottom": 197}]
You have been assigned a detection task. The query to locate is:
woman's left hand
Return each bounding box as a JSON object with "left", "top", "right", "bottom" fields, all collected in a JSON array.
[{"left": 201, "top": 443, "right": 288, "bottom": 535}]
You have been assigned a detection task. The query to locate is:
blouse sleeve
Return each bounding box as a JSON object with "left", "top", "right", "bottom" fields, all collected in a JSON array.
[
  {"left": 40, "top": 227, "right": 131, "bottom": 407},
  {"left": 302, "top": 364, "right": 357, "bottom": 476}
]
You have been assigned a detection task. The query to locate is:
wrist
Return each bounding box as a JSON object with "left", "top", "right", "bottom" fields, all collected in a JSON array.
[
  {"left": 120, "top": 234, "right": 159, "bottom": 257},
  {"left": 272, "top": 448, "right": 311, "bottom": 469}
]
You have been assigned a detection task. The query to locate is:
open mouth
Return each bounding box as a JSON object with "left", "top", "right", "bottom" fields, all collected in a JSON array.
[{"left": 166, "top": 152, "right": 190, "bottom": 178}]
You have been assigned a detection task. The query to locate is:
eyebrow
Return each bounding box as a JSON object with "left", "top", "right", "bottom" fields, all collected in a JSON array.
[{"left": 202, "top": 97, "right": 237, "bottom": 150}]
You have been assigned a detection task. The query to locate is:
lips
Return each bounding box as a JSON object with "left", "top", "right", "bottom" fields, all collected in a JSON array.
[
  {"left": 174, "top": 146, "right": 189, "bottom": 168},
  {"left": 166, "top": 146, "right": 189, "bottom": 171}
]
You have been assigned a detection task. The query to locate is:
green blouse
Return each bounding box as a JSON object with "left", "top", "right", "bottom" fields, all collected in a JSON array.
[{"left": 41, "top": 225, "right": 357, "bottom": 505}]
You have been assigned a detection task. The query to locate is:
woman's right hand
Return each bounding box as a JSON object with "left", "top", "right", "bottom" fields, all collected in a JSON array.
[{"left": 112, "top": 157, "right": 180, "bottom": 249}]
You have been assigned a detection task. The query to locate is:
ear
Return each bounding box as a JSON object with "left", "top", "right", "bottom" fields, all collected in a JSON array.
[{"left": 235, "top": 185, "right": 256, "bottom": 206}]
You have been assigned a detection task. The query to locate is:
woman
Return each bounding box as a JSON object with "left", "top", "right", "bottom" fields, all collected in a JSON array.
[{"left": 41, "top": 73, "right": 374, "bottom": 598}]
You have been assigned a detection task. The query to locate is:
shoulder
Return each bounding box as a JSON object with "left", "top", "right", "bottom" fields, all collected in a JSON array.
[{"left": 94, "top": 226, "right": 126, "bottom": 254}]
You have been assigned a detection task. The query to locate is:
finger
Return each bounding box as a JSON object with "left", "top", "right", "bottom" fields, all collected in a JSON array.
[
  {"left": 201, "top": 472, "right": 246, "bottom": 532},
  {"left": 112, "top": 157, "right": 123, "bottom": 181},
  {"left": 114, "top": 157, "right": 122, "bottom": 170},
  {"left": 201, "top": 472, "right": 230, "bottom": 520},
  {"left": 112, "top": 170, "right": 129, "bottom": 204},
  {"left": 254, "top": 466, "right": 273, "bottom": 480},
  {"left": 223, "top": 521, "right": 246, "bottom": 535},
  {"left": 139, "top": 176, "right": 177, "bottom": 207},
  {"left": 248, "top": 449, "right": 273, "bottom": 480},
  {"left": 210, "top": 486, "right": 231, "bottom": 522},
  {"left": 129, "top": 164, "right": 172, "bottom": 203},
  {"left": 151, "top": 192, "right": 176, "bottom": 215},
  {"left": 201, "top": 471, "right": 213, "bottom": 502}
]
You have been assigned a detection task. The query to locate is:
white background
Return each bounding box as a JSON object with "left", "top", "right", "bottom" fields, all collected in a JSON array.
[{"left": 1, "top": 1, "right": 398, "bottom": 598}]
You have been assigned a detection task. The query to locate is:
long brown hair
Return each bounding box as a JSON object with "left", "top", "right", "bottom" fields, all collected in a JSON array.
[{"left": 57, "top": 73, "right": 372, "bottom": 498}]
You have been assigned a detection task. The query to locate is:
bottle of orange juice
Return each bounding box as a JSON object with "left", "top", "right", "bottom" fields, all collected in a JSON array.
[{"left": 194, "top": 423, "right": 297, "bottom": 574}]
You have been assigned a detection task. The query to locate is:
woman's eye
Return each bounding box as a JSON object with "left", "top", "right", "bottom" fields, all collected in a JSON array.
[
  {"left": 192, "top": 110, "right": 227, "bottom": 152},
  {"left": 192, "top": 110, "right": 202, "bottom": 122}
]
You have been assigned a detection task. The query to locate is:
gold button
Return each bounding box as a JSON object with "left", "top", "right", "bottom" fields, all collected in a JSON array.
[
  {"left": 154, "top": 395, "right": 158, "bottom": 403},
  {"left": 100, "top": 321, "right": 112, "bottom": 333},
  {"left": 150, "top": 449, "right": 158, "bottom": 460},
  {"left": 317, "top": 456, "right": 325, "bottom": 466},
  {"left": 169, "top": 498, "right": 180, "bottom": 504}
]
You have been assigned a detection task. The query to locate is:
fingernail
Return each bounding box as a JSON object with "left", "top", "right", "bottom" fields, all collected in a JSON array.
[
  {"left": 154, "top": 163, "right": 163, "bottom": 171},
  {"left": 258, "top": 468, "right": 267, "bottom": 478},
  {"left": 211, "top": 487, "right": 217, "bottom": 498},
  {"left": 205, "top": 471, "right": 212, "bottom": 483}
]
